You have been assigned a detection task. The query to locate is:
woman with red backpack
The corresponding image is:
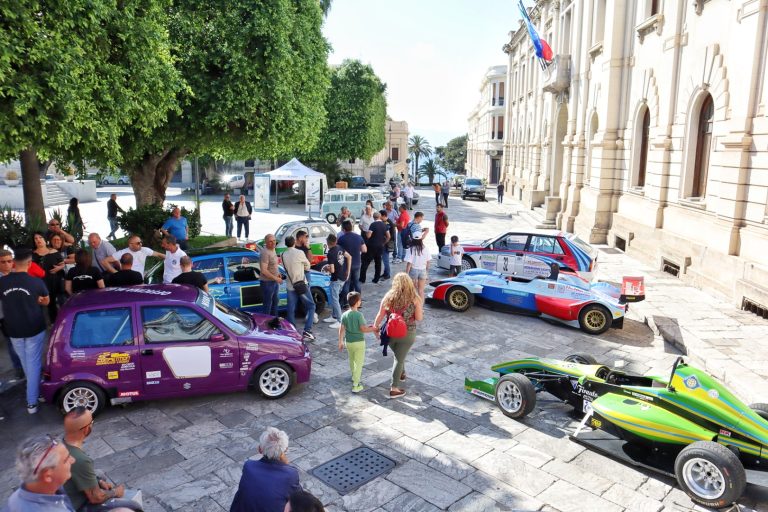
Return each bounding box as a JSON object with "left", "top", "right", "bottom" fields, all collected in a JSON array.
[{"left": 373, "top": 273, "right": 423, "bottom": 399}]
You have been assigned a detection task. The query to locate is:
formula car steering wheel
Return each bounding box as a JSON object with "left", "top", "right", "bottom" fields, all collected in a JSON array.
[{"left": 667, "top": 356, "right": 685, "bottom": 392}]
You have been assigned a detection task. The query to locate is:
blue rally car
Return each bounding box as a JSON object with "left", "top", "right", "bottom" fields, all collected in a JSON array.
[{"left": 146, "top": 247, "right": 331, "bottom": 314}]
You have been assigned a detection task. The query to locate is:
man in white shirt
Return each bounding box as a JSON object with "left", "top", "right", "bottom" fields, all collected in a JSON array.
[
  {"left": 161, "top": 235, "right": 187, "bottom": 283},
  {"left": 359, "top": 205, "right": 374, "bottom": 234},
  {"left": 102, "top": 235, "right": 164, "bottom": 276},
  {"left": 403, "top": 183, "right": 414, "bottom": 210},
  {"left": 280, "top": 236, "right": 315, "bottom": 342}
]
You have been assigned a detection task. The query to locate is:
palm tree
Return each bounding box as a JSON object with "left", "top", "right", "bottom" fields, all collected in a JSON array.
[
  {"left": 408, "top": 135, "right": 432, "bottom": 183},
  {"left": 417, "top": 159, "right": 447, "bottom": 185}
]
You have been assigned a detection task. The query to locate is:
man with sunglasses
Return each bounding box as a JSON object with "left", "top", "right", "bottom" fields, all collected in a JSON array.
[
  {"left": 102, "top": 236, "right": 163, "bottom": 276},
  {"left": 4, "top": 434, "right": 76, "bottom": 510},
  {"left": 62, "top": 407, "right": 142, "bottom": 511},
  {"left": 45, "top": 219, "right": 75, "bottom": 247}
]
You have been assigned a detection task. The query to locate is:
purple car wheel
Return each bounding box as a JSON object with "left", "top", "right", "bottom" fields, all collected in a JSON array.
[
  {"left": 59, "top": 382, "right": 106, "bottom": 415},
  {"left": 255, "top": 362, "right": 292, "bottom": 399}
]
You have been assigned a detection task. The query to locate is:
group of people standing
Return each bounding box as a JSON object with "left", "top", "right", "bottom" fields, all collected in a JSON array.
[{"left": 432, "top": 180, "right": 451, "bottom": 207}]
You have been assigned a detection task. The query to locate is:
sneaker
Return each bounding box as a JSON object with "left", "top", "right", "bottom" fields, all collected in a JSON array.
[
  {"left": 302, "top": 331, "right": 316, "bottom": 342},
  {"left": 27, "top": 404, "right": 38, "bottom": 415},
  {"left": 388, "top": 389, "right": 406, "bottom": 399},
  {"left": 322, "top": 317, "right": 337, "bottom": 323},
  {"left": 352, "top": 384, "right": 364, "bottom": 393},
  {"left": 313, "top": 313, "right": 319, "bottom": 324},
  {"left": 328, "top": 322, "right": 341, "bottom": 329},
  {"left": 380, "top": 275, "right": 391, "bottom": 281}
]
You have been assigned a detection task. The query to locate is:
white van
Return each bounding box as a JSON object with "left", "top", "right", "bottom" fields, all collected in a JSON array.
[{"left": 321, "top": 189, "right": 388, "bottom": 224}]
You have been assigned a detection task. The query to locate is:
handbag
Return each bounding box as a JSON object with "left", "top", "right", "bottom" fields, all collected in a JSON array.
[
  {"left": 385, "top": 308, "right": 408, "bottom": 338},
  {"left": 292, "top": 279, "right": 308, "bottom": 295}
]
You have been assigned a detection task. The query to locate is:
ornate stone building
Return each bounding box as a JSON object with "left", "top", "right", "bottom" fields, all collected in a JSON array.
[
  {"left": 466, "top": 65, "right": 507, "bottom": 184},
  {"left": 502, "top": 0, "right": 768, "bottom": 308}
]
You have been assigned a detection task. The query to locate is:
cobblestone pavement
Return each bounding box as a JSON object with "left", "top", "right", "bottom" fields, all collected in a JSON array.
[{"left": 2, "top": 190, "right": 768, "bottom": 511}]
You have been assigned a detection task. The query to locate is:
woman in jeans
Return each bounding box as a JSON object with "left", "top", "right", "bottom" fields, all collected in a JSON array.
[
  {"left": 373, "top": 273, "right": 423, "bottom": 399},
  {"left": 403, "top": 231, "right": 431, "bottom": 300}
]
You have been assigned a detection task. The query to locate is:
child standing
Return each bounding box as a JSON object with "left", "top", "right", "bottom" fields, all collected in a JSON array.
[
  {"left": 449, "top": 235, "right": 464, "bottom": 277},
  {"left": 339, "top": 292, "right": 378, "bottom": 393}
]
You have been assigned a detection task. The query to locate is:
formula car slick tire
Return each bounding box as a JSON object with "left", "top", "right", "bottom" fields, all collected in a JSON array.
[
  {"left": 254, "top": 362, "right": 293, "bottom": 399},
  {"left": 564, "top": 353, "right": 598, "bottom": 365},
  {"left": 578, "top": 303, "right": 611, "bottom": 335},
  {"left": 674, "top": 441, "right": 746, "bottom": 509},
  {"left": 59, "top": 381, "right": 107, "bottom": 415},
  {"left": 494, "top": 373, "right": 536, "bottom": 419},
  {"left": 444, "top": 286, "right": 474, "bottom": 312},
  {"left": 749, "top": 402, "right": 768, "bottom": 420}
]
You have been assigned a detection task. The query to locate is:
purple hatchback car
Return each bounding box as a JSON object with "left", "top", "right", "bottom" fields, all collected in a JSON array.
[{"left": 41, "top": 284, "right": 311, "bottom": 414}]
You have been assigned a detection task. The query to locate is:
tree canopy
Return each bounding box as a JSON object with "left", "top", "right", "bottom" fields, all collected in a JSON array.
[
  {"left": 417, "top": 158, "right": 446, "bottom": 185},
  {"left": 122, "top": 0, "right": 331, "bottom": 205},
  {"left": 307, "top": 59, "right": 387, "bottom": 162},
  {"left": 435, "top": 134, "right": 467, "bottom": 174},
  {"left": 0, "top": 0, "right": 181, "bottom": 223},
  {"left": 408, "top": 135, "right": 432, "bottom": 183}
]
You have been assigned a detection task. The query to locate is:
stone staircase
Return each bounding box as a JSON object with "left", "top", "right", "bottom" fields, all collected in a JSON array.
[
  {"left": 515, "top": 205, "right": 556, "bottom": 230},
  {"left": 45, "top": 182, "right": 72, "bottom": 206}
]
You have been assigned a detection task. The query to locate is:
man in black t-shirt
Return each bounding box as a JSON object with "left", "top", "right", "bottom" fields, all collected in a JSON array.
[
  {"left": 222, "top": 193, "right": 234, "bottom": 238},
  {"left": 172, "top": 256, "right": 208, "bottom": 292},
  {"left": 360, "top": 211, "right": 390, "bottom": 284},
  {"left": 0, "top": 250, "right": 50, "bottom": 414},
  {"left": 105, "top": 253, "right": 143, "bottom": 287},
  {"left": 322, "top": 234, "right": 351, "bottom": 328}
]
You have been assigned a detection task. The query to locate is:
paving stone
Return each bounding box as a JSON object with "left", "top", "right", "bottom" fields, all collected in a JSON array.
[
  {"left": 637, "top": 477, "right": 674, "bottom": 501},
  {"left": 381, "top": 492, "right": 442, "bottom": 512},
  {"left": 210, "top": 483, "right": 238, "bottom": 511},
  {"left": 426, "top": 430, "right": 492, "bottom": 463},
  {"left": 536, "top": 479, "right": 622, "bottom": 512},
  {"left": 185, "top": 495, "right": 226, "bottom": 511},
  {"left": 217, "top": 408, "right": 259, "bottom": 428},
  {"left": 272, "top": 397, "right": 327, "bottom": 420},
  {"left": 602, "top": 483, "right": 665, "bottom": 512},
  {"left": 127, "top": 465, "right": 194, "bottom": 496},
  {"left": 427, "top": 452, "right": 476, "bottom": 481},
  {"left": 338, "top": 478, "right": 405, "bottom": 512},
  {"left": 82, "top": 436, "right": 115, "bottom": 459},
  {"left": 511, "top": 427, "right": 584, "bottom": 462},
  {"left": 216, "top": 435, "right": 260, "bottom": 463},
  {"left": 173, "top": 433, "right": 228, "bottom": 459},
  {"left": 93, "top": 449, "right": 140, "bottom": 474},
  {"left": 464, "top": 426, "right": 518, "bottom": 452},
  {"left": 417, "top": 406, "right": 478, "bottom": 434},
  {"left": 380, "top": 412, "right": 449, "bottom": 443},
  {"left": 540, "top": 458, "right": 614, "bottom": 495},
  {"left": 460, "top": 471, "right": 543, "bottom": 510},
  {"left": 295, "top": 425, "right": 361, "bottom": 454},
  {"left": 389, "top": 435, "right": 439, "bottom": 465},
  {"left": 157, "top": 473, "right": 228, "bottom": 510},
  {"left": 504, "top": 443, "right": 553, "bottom": 468},
  {"left": 130, "top": 435, "right": 180, "bottom": 459},
  {"left": 386, "top": 460, "right": 472, "bottom": 509},
  {"left": 275, "top": 418, "right": 317, "bottom": 440},
  {"left": 169, "top": 419, "right": 227, "bottom": 445},
  {"left": 297, "top": 405, "right": 346, "bottom": 429},
  {"left": 299, "top": 470, "right": 342, "bottom": 506},
  {"left": 570, "top": 449, "right": 648, "bottom": 490},
  {"left": 214, "top": 462, "right": 244, "bottom": 486},
  {"left": 293, "top": 444, "right": 346, "bottom": 472},
  {"left": 177, "top": 448, "right": 235, "bottom": 479},
  {"left": 109, "top": 449, "right": 185, "bottom": 483},
  {"left": 470, "top": 449, "right": 555, "bottom": 497},
  {"left": 103, "top": 425, "right": 156, "bottom": 452},
  {"left": 447, "top": 491, "right": 512, "bottom": 512}
]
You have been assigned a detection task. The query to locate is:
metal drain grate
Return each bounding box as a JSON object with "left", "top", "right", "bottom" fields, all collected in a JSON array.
[{"left": 310, "top": 447, "right": 396, "bottom": 494}]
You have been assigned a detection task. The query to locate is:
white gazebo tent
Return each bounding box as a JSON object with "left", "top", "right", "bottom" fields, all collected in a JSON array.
[{"left": 264, "top": 158, "right": 328, "bottom": 212}]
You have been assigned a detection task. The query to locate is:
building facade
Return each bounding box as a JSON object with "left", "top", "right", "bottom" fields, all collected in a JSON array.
[
  {"left": 502, "top": 0, "right": 768, "bottom": 308},
  {"left": 466, "top": 66, "right": 507, "bottom": 184},
  {"left": 339, "top": 119, "right": 409, "bottom": 183}
]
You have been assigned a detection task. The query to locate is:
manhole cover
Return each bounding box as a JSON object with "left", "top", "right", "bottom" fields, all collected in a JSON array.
[{"left": 310, "top": 446, "right": 396, "bottom": 494}]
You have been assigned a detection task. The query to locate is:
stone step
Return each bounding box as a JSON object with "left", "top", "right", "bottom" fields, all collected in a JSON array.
[{"left": 46, "top": 183, "right": 72, "bottom": 206}]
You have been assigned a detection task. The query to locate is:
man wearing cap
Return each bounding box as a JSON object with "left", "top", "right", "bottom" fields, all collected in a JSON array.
[{"left": 0, "top": 250, "right": 50, "bottom": 414}]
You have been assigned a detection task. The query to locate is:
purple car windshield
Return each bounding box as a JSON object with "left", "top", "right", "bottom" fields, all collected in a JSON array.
[{"left": 195, "top": 290, "right": 251, "bottom": 335}]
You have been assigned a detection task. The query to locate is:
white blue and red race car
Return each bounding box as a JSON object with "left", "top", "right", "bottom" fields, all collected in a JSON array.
[
  {"left": 427, "top": 264, "right": 644, "bottom": 335},
  {"left": 437, "top": 229, "right": 598, "bottom": 280}
]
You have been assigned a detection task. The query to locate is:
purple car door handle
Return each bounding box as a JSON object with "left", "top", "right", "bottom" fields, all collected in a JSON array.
[{"left": 141, "top": 349, "right": 154, "bottom": 356}]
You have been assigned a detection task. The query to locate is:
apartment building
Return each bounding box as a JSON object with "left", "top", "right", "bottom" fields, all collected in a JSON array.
[
  {"left": 466, "top": 65, "right": 507, "bottom": 184},
  {"left": 503, "top": 0, "right": 768, "bottom": 308}
]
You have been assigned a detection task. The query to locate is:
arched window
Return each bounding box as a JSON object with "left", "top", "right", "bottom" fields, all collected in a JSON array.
[
  {"left": 636, "top": 108, "right": 650, "bottom": 188},
  {"left": 691, "top": 94, "right": 714, "bottom": 198}
]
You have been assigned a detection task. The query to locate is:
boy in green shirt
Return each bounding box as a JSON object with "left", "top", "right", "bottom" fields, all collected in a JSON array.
[{"left": 339, "top": 292, "right": 378, "bottom": 393}]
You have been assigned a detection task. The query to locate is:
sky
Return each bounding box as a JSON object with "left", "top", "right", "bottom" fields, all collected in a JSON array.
[{"left": 323, "top": 0, "right": 522, "bottom": 149}]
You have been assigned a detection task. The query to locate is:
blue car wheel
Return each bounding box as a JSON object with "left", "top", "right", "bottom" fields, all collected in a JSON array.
[{"left": 444, "top": 286, "right": 474, "bottom": 312}]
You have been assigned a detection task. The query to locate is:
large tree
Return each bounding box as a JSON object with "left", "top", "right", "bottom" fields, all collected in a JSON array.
[
  {"left": 408, "top": 135, "right": 432, "bottom": 183},
  {"left": 0, "top": 0, "right": 181, "bottom": 224},
  {"left": 121, "top": 0, "right": 331, "bottom": 205},
  {"left": 435, "top": 134, "right": 467, "bottom": 174},
  {"left": 307, "top": 60, "right": 387, "bottom": 162},
  {"left": 417, "top": 159, "right": 447, "bottom": 185}
]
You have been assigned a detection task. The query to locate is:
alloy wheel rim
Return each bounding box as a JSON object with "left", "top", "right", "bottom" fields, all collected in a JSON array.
[
  {"left": 64, "top": 388, "right": 98, "bottom": 411},
  {"left": 461, "top": 260, "right": 472, "bottom": 271},
  {"left": 682, "top": 458, "right": 725, "bottom": 500},
  {"left": 260, "top": 367, "right": 290, "bottom": 397},
  {"left": 497, "top": 381, "right": 523, "bottom": 413},
  {"left": 585, "top": 310, "right": 607, "bottom": 330},
  {"left": 449, "top": 291, "right": 468, "bottom": 309}
]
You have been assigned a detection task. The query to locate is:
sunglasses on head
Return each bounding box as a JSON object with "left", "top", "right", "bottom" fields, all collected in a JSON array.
[{"left": 33, "top": 436, "right": 59, "bottom": 475}]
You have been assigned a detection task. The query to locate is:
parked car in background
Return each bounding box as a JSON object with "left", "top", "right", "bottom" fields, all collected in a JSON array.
[
  {"left": 255, "top": 219, "right": 337, "bottom": 266},
  {"left": 99, "top": 174, "right": 131, "bottom": 185},
  {"left": 461, "top": 177, "right": 486, "bottom": 201},
  {"left": 40, "top": 284, "right": 312, "bottom": 414},
  {"left": 224, "top": 174, "right": 246, "bottom": 190},
  {"left": 321, "top": 188, "right": 387, "bottom": 224},
  {"left": 349, "top": 175, "right": 368, "bottom": 188},
  {"left": 438, "top": 229, "right": 598, "bottom": 280},
  {"left": 145, "top": 247, "right": 331, "bottom": 314}
]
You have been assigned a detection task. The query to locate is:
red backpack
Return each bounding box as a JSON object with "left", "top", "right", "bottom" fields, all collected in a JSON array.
[{"left": 386, "top": 308, "right": 408, "bottom": 338}]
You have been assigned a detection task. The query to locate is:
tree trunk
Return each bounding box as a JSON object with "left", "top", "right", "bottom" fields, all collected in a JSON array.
[
  {"left": 20, "top": 148, "right": 46, "bottom": 227},
  {"left": 130, "top": 148, "right": 189, "bottom": 207}
]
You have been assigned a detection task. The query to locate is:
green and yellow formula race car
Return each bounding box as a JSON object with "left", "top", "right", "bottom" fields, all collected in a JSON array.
[{"left": 465, "top": 355, "right": 768, "bottom": 509}]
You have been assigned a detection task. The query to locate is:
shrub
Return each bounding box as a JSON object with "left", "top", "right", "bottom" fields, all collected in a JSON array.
[
  {"left": 4, "top": 170, "right": 18, "bottom": 181},
  {"left": 118, "top": 203, "right": 200, "bottom": 249},
  {"left": 0, "top": 208, "right": 46, "bottom": 249}
]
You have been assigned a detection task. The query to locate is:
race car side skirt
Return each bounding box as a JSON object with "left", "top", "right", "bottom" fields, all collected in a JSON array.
[{"left": 464, "top": 377, "right": 497, "bottom": 401}]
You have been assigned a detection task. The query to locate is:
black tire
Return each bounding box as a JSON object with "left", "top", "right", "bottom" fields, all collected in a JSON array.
[
  {"left": 461, "top": 194, "right": 466, "bottom": 200},
  {"left": 494, "top": 374, "right": 537, "bottom": 419},
  {"left": 674, "top": 441, "right": 746, "bottom": 508},
  {"left": 100, "top": 178, "right": 109, "bottom": 185},
  {"left": 444, "top": 286, "right": 474, "bottom": 312},
  {"left": 325, "top": 213, "right": 337, "bottom": 224},
  {"left": 460, "top": 256, "right": 475, "bottom": 272},
  {"left": 481, "top": 196, "right": 487, "bottom": 201},
  {"left": 311, "top": 287, "right": 327, "bottom": 314},
  {"left": 578, "top": 303, "right": 612, "bottom": 335},
  {"left": 311, "top": 259, "right": 328, "bottom": 272},
  {"left": 253, "top": 361, "right": 293, "bottom": 399},
  {"left": 564, "top": 353, "right": 598, "bottom": 365},
  {"left": 749, "top": 403, "right": 768, "bottom": 420},
  {"left": 58, "top": 382, "right": 107, "bottom": 415}
]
